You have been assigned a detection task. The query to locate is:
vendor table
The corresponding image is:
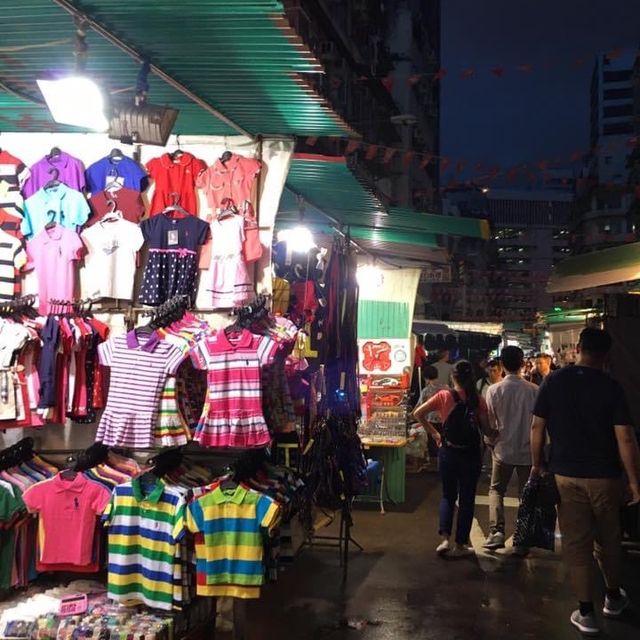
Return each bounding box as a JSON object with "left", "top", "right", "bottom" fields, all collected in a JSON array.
[{"left": 358, "top": 437, "right": 408, "bottom": 509}]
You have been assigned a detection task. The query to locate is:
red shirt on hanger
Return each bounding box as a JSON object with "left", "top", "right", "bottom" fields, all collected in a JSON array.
[
  {"left": 145, "top": 152, "right": 206, "bottom": 215},
  {"left": 87, "top": 188, "right": 146, "bottom": 226}
]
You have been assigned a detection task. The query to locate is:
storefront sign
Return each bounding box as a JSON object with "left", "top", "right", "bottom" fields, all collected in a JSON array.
[{"left": 358, "top": 339, "right": 412, "bottom": 375}]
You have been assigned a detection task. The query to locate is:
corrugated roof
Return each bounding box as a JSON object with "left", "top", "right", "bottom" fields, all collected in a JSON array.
[
  {"left": 0, "top": 0, "right": 356, "bottom": 136},
  {"left": 281, "top": 154, "right": 490, "bottom": 240}
]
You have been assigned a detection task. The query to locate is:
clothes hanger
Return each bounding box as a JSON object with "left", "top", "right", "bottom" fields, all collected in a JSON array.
[
  {"left": 101, "top": 199, "right": 122, "bottom": 222},
  {"left": 217, "top": 197, "right": 238, "bottom": 221},
  {"left": 162, "top": 192, "right": 190, "bottom": 218},
  {"left": 109, "top": 148, "right": 124, "bottom": 161},
  {"left": 44, "top": 168, "right": 61, "bottom": 190},
  {"left": 47, "top": 147, "right": 62, "bottom": 160},
  {"left": 44, "top": 209, "right": 58, "bottom": 230}
]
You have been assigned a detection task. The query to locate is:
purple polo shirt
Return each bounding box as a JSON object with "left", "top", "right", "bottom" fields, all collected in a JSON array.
[{"left": 22, "top": 151, "right": 86, "bottom": 198}]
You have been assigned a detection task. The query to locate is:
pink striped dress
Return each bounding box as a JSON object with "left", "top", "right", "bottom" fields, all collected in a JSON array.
[
  {"left": 97, "top": 331, "right": 186, "bottom": 448},
  {"left": 189, "top": 329, "right": 279, "bottom": 448}
]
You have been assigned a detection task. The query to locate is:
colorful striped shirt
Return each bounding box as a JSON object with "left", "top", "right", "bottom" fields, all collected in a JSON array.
[
  {"left": 103, "top": 477, "right": 185, "bottom": 611},
  {"left": 186, "top": 484, "right": 280, "bottom": 597},
  {"left": 189, "top": 330, "right": 280, "bottom": 448},
  {"left": 97, "top": 332, "right": 185, "bottom": 448},
  {"left": 0, "top": 150, "right": 29, "bottom": 219},
  {"left": 0, "top": 229, "right": 26, "bottom": 301}
]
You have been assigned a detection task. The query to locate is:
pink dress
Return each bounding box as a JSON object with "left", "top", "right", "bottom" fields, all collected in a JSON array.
[{"left": 189, "top": 329, "right": 279, "bottom": 448}]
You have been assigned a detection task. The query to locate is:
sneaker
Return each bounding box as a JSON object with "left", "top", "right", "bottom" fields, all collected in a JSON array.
[
  {"left": 603, "top": 588, "right": 630, "bottom": 618},
  {"left": 436, "top": 539, "right": 451, "bottom": 556},
  {"left": 450, "top": 543, "right": 475, "bottom": 558},
  {"left": 483, "top": 531, "right": 506, "bottom": 550},
  {"left": 570, "top": 610, "right": 600, "bottom": 636}
]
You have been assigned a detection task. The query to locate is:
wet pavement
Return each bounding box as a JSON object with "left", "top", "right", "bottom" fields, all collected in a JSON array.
[{"left": 245, "top": 470, "right": 640, "bottom": 639}]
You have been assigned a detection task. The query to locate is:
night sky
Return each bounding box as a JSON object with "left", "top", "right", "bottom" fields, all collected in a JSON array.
[{"left": 441, "top": 0, "right": 640, "bottom": 181}]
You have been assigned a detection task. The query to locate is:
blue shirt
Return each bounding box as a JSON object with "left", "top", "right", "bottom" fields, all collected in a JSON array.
[
  {"left": 22, "top": 183, "right": 91, "bottom": 238},
  {"left": 85, "top": 155, "right": 148, "bottom": 193}
]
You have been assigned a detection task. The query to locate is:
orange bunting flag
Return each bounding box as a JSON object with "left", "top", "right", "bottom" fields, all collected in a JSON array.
[
  {"left": 516, "top": 64, "right": 533, "bottom": 73},
  {"left": 455, "top": 161, "right": 465, "bottom": 174},
  {"left": 420, "top": 154, "right": 433, "bottom": 169},
  {"left": 365, "top": 145, "right": 379, "bottom": 161},
  {"left": 491, "top": 66, "right": 505, "bottom": 78},
  {"left": 383, "top": 147, "right": 397, "bottom": 163},
  {"left": 440, "top": 158, "right": 451, "bottom": 171},
  {"left": 460, "top": 68, "right": 475, "bottom": 79},
  {"left": 381, "top": 76, "right": 394, "bottom": 92},
  {"left": 434, "top": 68, "right": 448, "bottom": 81},
  {"left": 403, "top": 151, "right": 415, "bottom": 168},
  {"left": 408, "top": 74, "right": 422, "bottom": 85},
  {"left": 306, "top": 136, "right": 318, "bottom": 146},
  {"left": 570, "top": 151, "right": 583, "bottom": 162},
  {"left": 346, "top": 140, "right": 361, "bottom": 154}
]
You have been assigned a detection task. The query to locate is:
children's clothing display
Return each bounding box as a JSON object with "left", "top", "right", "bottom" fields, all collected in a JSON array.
[
  {"left": 196, "top": 153, "right": 261, "bottom": 210},
  {"left": 189, "top": 329, "right": 279, "bottom": 448},
  {"left": 26, "top": 226, "right": 83, "bottom": 314},
  {"left": 22, "top": 183, "right": 91, "bottom": 238},
  {"left": 0, "top": 149, "right": 29, "bottom": 219},
  {"left": 186, "top": 483, "right": 280, "bottom": 598},
  {"left": 103, "top": 475, "right": 186, "bottom": 611},
  {"left": 0, "top": 230, "right": 27, "bottom": 301},
  {"left": 22, "top": 472, "right": 110, "bottom": 566},
  {"left": 22, "top": 151, "right": 86, "bottom": 199},
  {"left": 139, "top": 214, "right": 210, "bottom": 306},
  {"left": 87, "top": 187, "right": 146, "bottom": 226},
  {"left": 81, "top": 217, "right": 144, "bottom": 300},
  {"left": 205, "top": 214, "right": 253, "bottom": 308},
  {"left": 96, "top": 330, "right": 186, "bottom": 448},
  {"left": 85, "top": 154, "right": 148, "bottom": 193},
  {"left": 145, "top": 152, "right": 207, "bottom": 215}
]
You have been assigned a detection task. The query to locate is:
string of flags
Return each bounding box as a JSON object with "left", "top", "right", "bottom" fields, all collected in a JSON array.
[{"left": 377, "top": 47, "right": 639, "bottom": 88}]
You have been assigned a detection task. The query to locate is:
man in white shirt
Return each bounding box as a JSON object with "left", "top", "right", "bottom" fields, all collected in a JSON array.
[
  {"left": 483, "top": 346, "right": 539, "bottom": 551},
  {"left": 432, "top": 349, "right": 453, "bottom": 388}
]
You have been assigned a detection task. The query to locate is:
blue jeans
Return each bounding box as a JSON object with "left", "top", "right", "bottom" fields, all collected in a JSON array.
[{"left": 438, "top": 446, "right": 481, "bottom": 545}]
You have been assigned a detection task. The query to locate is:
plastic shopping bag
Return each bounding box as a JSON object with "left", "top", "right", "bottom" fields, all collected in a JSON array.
[{"left": 513, "top": 475, "right": 559, "bottom": 551}]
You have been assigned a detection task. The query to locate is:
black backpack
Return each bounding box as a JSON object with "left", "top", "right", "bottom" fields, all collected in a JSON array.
[{"left": 442, "top": 390, "right": 481, "bottom": 449}]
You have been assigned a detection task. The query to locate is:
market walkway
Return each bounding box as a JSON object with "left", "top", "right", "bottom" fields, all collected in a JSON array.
[{"left": 245, "top": 471, "right": 640, "bottom": 639}]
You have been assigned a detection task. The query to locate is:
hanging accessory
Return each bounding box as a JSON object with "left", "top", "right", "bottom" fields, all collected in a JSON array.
[
  {"left": 162, "top": 192, "right": 190, "bottom": 218},
  {"left": 217, "top": 197, "right": 238, "bottom": 221},
  {"left": 44, "top": 167, "right": 61, "bottom": 190}
]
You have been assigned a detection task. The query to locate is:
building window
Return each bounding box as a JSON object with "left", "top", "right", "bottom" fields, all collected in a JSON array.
[
  {"left": 603, "top": 104, "right": 634, "bottom": 118},
  {"left": 603, "top": 70, "right": 632, "bottom": 83},
  {"left": 603, "top": 87, "right": 634, "bottom": 100}
]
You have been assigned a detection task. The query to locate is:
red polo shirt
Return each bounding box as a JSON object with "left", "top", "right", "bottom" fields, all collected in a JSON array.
[{"left": 146, "top": 152, "right": 206, "bottom": 215}]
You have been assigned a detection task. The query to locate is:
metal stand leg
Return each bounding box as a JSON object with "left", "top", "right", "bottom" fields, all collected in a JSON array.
[{"left": 379, "top": 464, "right": 386, "bottom": 515}]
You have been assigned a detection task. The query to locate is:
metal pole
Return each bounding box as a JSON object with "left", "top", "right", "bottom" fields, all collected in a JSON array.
[{"left": 51, "top": 0, "right": 253, "bottom": 139}]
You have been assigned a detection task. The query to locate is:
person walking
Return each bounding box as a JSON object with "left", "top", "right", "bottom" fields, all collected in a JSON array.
[
  {"left": 531, "top": 327, "right": 640, "bottom": 636},
  {"left": 477, "top": 357, "right": 503, "bottom": 399},
  {"left": 414, "top": 360, "right": 498, "bottom": 557},
  {"left": 528, "top": 352, "right": 552, "bottom": 386},
  {"left": 432, "top": 349, "right": 454, "bottom": 388},
  {"left": 483, "top": 346, "right": 538, "bottom": 552}
]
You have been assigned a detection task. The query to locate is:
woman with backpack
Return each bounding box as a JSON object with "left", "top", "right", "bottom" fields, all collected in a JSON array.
[{"left": 413, "top": 360, "right": 498, "bottom": 557}]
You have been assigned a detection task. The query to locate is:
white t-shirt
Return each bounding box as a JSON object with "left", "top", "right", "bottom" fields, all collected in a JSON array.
[{"left": 81, "top": 218, "right": 144, "bottom": 300}]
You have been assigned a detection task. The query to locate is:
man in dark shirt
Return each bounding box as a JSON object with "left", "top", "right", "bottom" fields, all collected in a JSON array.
[{"left": 531, "top": 327, "right": 640, "bottom": 636}]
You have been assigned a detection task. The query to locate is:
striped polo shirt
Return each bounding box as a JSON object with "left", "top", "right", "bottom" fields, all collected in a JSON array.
[
  {"left": 0, "top": 150, "right": 29, "bottom": 219},
  {"left": 103, "top": 477, "right": 186, "bottom": 611},
  {"left": 186, "top": 485, "right": 280, "bottom": 595},
  {"left": 0, "top": 229, "right": 26, "bottom": 301}
]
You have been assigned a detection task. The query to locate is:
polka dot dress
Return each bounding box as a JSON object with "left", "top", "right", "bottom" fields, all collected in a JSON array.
[{"left": 139, "top": 214, "right": 210, "bottom": 306}]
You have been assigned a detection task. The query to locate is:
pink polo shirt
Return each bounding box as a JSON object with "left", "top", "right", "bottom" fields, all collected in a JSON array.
[
  {"left": 26, "top": 225, "right": 83, "bottom": 314},
  {"left": 23, "top": 473, "right": 110, "bottom": 565}
]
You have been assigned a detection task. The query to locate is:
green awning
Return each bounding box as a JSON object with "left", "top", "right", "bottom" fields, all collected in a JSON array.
[
  {"left": 547, "top": 242, "right": 640, "bottom": 293},
  {"left": 0, "top": 0, "right": 355, "bottom": 136},
  {"left": 282, "top": 154, "right": 490, "bottom": 240}
]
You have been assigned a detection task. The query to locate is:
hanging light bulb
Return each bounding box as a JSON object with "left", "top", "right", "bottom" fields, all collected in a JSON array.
[{"left": 277, "top": 226, "right": 316, "bottom": 253}]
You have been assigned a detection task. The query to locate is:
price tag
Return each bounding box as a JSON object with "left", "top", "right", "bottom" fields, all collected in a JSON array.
[{"left": 167, "top": 230, "right": 179, "bottom": 246}]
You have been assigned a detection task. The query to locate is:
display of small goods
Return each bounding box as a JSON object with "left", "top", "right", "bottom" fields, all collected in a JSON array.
[
  {"left": 0, "top": 582, "right": 177, "bottom": 640},
  {"left": 358, "top": 372, "right": 411, "bottom": 442}
]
